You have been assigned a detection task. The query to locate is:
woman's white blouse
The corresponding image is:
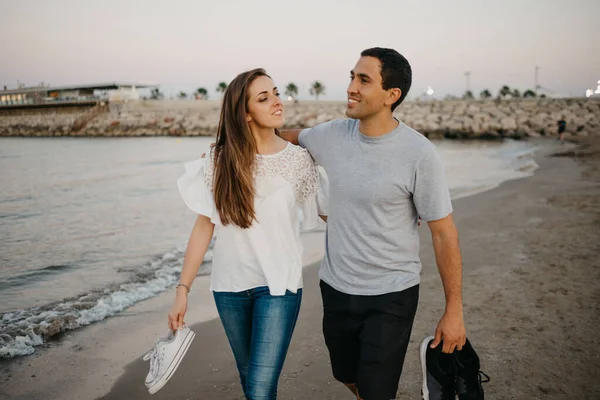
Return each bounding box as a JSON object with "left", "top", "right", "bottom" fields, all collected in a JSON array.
[{"left": 177, "top": 142, "right": 328, "bottom": 296}]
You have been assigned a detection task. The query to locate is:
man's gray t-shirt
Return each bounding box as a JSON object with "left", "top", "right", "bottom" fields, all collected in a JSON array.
[{"left": 299, "top": 119, "right": 453, "bottom": 296}]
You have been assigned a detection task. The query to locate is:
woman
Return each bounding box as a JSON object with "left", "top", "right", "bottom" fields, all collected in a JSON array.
[{"left": 169, "top": 68, "right": 325, "bottom": 399}]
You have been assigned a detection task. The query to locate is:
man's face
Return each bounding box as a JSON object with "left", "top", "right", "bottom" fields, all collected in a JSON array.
[{"left": 345, "top": 56, "right": 392, "bottom": 120}]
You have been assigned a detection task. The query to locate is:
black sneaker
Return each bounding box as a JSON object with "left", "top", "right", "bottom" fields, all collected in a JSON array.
[
  {"left": 420, "top": 336, "right": 457, "bottom": 400},
  {"left": 454, "top": 338, "right": 490, "bottom": 400}
]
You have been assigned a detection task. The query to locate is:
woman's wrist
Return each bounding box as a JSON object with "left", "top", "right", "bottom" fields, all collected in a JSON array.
[{"left": 176, "top": 283, "right": 191, "bottom": 295}]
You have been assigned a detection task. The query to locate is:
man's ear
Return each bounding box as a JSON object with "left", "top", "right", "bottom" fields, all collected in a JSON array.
[{"left": 385, "top": 88, "right": 402, "bottom": 107}]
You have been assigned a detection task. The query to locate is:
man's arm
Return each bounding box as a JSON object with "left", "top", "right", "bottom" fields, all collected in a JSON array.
[
  {"left": 427, "top": 213, "right": 466, "bottom": 353},
  {"left": 278, "top": 129, "right": 303, "bottom": 145}
]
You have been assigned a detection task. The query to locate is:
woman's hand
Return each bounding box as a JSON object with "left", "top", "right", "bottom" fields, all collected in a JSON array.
[{"left": 168, "top": 288, "right": 188, "bottom": 330}]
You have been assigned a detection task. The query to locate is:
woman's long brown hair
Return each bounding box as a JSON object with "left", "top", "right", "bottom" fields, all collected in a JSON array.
[{"left": 212, "top": 68, "right": 270, "bottom": 229}]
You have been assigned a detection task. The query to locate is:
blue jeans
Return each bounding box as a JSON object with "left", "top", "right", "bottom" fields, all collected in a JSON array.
[{"left": 213, "top": 287, "right": 302, "bottom": 400}]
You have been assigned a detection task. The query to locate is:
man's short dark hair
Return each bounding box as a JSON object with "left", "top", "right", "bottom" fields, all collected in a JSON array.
[{"left": 360, "top": 47, "right": 412, "bottom": 111}]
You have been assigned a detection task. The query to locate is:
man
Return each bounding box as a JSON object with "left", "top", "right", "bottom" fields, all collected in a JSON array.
[{"left": 280, "top": 47, "right": 466, "bottom": 400}]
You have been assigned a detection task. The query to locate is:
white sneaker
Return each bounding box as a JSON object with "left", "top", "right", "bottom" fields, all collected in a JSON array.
[{"left": 143, "top": 326, "right": 196, "bottom": 395}]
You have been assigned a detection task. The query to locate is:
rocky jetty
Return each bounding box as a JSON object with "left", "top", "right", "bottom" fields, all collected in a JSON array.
[{"left": 1, "top": 98, "right": 598, "bottom": 139}]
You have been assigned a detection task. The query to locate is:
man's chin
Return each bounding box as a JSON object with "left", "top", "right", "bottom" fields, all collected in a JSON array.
[{"left": 345, "top": 108, "right": 358, "bottom": 118}]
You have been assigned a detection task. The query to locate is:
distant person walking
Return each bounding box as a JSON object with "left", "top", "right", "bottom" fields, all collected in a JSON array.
[{"left": 557, "top": 117, "right": 567, "bottom": 143}]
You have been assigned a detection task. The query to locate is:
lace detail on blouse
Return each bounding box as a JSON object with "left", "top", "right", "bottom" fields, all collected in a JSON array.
[
  {"left": 205, "top": 143, "right": 319, "bottom": 203},
  {"left": 204, "top": 147, "right": 215, "bottom": 191}
]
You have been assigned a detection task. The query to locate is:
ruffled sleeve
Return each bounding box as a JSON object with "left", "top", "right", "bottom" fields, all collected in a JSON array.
[{"left": 177, "top": 157, "right": 215, "bottom": 218}]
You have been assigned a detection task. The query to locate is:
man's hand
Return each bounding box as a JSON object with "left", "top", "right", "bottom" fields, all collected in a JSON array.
[{"left": 431, "top": 309, "right": 466, "bottom": 353}]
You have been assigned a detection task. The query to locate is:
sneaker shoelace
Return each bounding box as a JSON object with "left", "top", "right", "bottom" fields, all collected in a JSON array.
[
  {"left": 143, "top": 347, "right": 163, "bottom": 381},
  {"left": 461, "top": 369, "right": 490, "bottom": 394},
  {"left": 477, "top": 370, "right": 490, "bottom": 385},
  {"left": 143, "top": 331, "right": 174, "bottom": 381},
  {"left": 455, "top": 357, "right": 490, "bottom": 395}
]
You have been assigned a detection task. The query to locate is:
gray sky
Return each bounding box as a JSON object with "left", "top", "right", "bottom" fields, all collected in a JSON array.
[{"left": 1, "top": 0, "right": 598, "bottom": 100}]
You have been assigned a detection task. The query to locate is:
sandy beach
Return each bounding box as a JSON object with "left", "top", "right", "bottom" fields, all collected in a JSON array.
[{"left": 1, "top": 136, "right": 599, "bottom": 400}]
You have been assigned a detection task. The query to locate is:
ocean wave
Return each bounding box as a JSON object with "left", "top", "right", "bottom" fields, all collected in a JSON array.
[
  {"left": 0, "top": 243, "right": 213, "bottom": 359},
  {"left": 446, "top": 140, "right": 540, "bottom": 199},
  {"left": 517, "top": 159, "right": 539, "bottom": 172},
  {"left": 0, "top": 212, "right": 42, "bottom": 220},
  {"left": 0, "top": 195, "right": 35, "bottom": 204},
  {"left": 0, "top": 264, "right": 76, "bottom": 291}
]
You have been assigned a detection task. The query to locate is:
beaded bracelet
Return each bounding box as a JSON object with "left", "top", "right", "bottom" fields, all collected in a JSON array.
[{"left": 176, "top": 283, "right": 191, "bottom": 293}]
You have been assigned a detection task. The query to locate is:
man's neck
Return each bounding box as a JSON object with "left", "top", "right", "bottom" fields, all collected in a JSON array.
[{"left": 358, "top": 113, "right": 399, "bottom": 137}]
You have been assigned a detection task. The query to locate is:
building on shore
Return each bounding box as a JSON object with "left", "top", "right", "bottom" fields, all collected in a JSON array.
[{"left": 0, "top": 82, "right": 153, "bottom": 109}]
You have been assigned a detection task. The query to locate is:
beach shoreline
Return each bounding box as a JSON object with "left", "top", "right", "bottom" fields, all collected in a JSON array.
[
  {"left": 0, "top": 230, "right": 326, "bottom": 400},
  {"left": 1, "top": 136, "right": 599, "bottom": 400}
]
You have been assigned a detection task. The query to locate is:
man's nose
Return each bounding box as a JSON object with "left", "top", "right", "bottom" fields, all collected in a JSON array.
[{"left": 347, "top": 79, "right": 358, "bottom": 95}]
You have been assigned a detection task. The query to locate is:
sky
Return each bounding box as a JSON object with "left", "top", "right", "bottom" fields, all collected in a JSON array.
[{"left": 1, "top": 0, "right": 599, "bottom": 100}]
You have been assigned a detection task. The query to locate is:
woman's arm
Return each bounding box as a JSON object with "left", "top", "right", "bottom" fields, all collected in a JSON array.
[
  {"left": 169, "top": 215, "right": 215, "bottom": 330},
  {"left": 179, "top": 215, "right": 215, "bottom": 289}
]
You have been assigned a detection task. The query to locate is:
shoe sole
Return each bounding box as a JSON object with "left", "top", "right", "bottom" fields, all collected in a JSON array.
[
  {"left": 420, "top": 335, "right": 435, "bottom": 400},
  {"left": 147, "top": 329, "right": 196, "bottom": 395}
]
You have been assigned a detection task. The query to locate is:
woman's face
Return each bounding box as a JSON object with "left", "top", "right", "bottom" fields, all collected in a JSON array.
[{"left": 246, "top": 76, "right": 284, "bottom": 129}]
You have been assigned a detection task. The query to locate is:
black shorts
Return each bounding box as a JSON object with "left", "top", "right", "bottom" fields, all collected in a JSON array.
[{"left": 320, "top": 280, "right": 419, "bottom": 400}]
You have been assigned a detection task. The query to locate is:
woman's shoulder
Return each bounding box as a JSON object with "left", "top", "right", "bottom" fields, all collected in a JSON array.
[{"left": 285, "top": 142, "right": 313, "bottom": 163}]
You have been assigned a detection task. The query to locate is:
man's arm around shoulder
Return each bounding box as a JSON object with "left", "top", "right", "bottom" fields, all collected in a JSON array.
[{"left": 279, "top": 129, "right": 303, "bottom": 145}]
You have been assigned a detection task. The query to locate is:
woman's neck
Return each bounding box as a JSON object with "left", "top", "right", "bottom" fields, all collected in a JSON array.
[{"left": 252, "top": 128, "right": 285, "bottom": 155}]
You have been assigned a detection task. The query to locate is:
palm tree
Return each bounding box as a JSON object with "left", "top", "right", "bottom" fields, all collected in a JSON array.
[
  {"left": 216, "top": 82, "right": 228, "bottom": 97},
  {"left": 309, "top": 81, "right": 325, "bottom": 100},
  {"left": 285, "top": 83, "right": 299, "bottom": 102},
  {"left": 512, "top": 89, "right": 521, "bottom": 98},
  {"left": 195, "top": 87, "right": 208, "bottom": 100},
  {"left": 480, "top": 89, "right": 492, "bottom": 99},
  {"left": 462, "top": 90, "right": 474, "bottom": 100},
  {"left": 523, "top": 89, "right": 537, "bottom": 98},
  {"left": 177, "top": 91, "right": 187, "bottom": 100},
  {"left": 498, "top": 85, "right": 511, "bottom": 98},
  {"left": 150, "top": 88, "right": 164, "bottom": 100}
]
